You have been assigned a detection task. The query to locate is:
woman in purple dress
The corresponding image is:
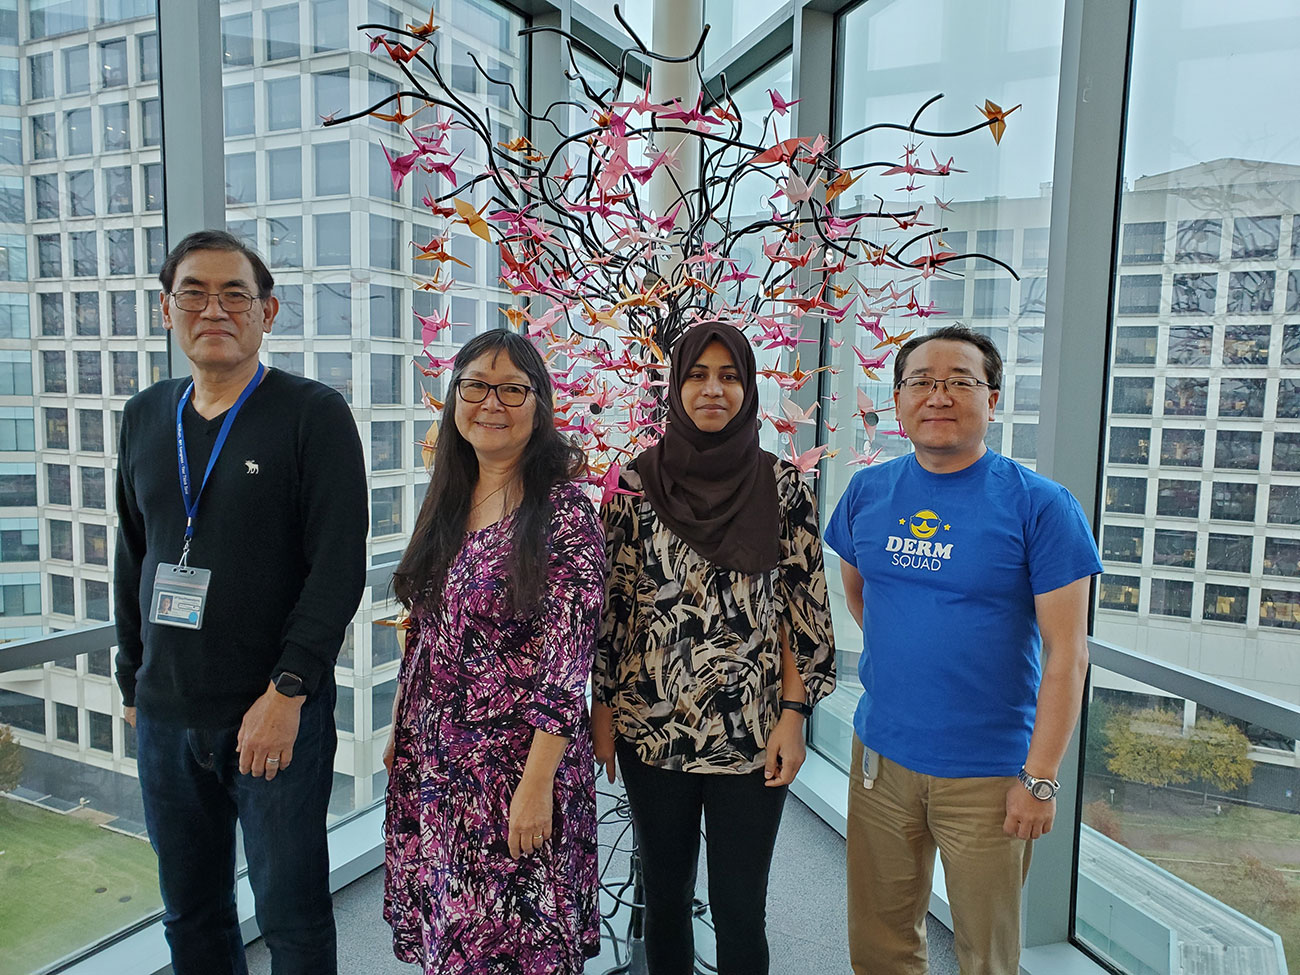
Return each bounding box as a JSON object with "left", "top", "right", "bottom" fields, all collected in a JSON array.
[{"left": 383, "top": 329, "right": 605, "bottom": 974}]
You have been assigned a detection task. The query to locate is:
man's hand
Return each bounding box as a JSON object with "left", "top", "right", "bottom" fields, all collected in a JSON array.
[
  {"left": 507, "top": 775, "right": 554, "bottom": 859},
  {"left": 123, "top": 706, "right": 136, "bottom": 728},
  {"left": 764, "top": 711, "right": 807, "bottom": 787},
  {"left": 236, "top": 682, "right": 304, "bottom": 781},
  {"left": 1003, "top": 780, "right": 1055, "bottom": 840},
  {"left": 591, "top": 702, "right": 616, "bottom": 783}
]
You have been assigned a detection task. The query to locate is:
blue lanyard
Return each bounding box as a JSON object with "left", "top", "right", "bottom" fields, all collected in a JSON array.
[{"left": 175, "top": 362, "right": 264, "bottom": 564}]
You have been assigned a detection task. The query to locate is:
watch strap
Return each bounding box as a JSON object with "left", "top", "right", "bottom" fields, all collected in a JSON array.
[
  {"left": 1017, "top": 766, "right": 1059, "bottom": 800},
  {"left": 780, "top": 699, "right": 813, "bottom": 717}
]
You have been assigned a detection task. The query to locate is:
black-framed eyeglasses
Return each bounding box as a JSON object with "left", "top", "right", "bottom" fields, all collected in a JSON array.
[
  {"left": 168, "top": 289, "right": 260, "bottom": 313},
  {"left": 896, "top": 376, "right": 994, "bottom": 395},
  {"left": 455, "top": 378, "right": 535, "bottom": 407}
]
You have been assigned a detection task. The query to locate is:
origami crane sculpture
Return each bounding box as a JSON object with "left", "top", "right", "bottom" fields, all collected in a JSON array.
[{"left": 327, "top": 4, "right": 1019, "bottom": 481}]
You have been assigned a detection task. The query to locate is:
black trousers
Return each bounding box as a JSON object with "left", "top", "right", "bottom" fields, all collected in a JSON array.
[{"left": 617, "top": 740, "right": 788, "bottom": 975}]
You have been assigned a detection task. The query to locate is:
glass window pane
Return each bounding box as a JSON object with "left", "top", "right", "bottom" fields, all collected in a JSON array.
[
  {"left": 267, "top": 146, "right": 301, "bottom": 200},
  {"left": 314, "top": 140, "right": 350, "bottom": 196},
  {"left": 266, "top": 76, "right": 300, "bottom": 131},
  {"left": 312, "top": 0, "right": 349, "bottom": 53},
  {"left": 67, "top": 169, "right": 94, "bottom": 216},
  {"left": 315, "top": 351, "right": 352, "bottom": 402},
  {"left": 265, "top": 5, "right": 299, "bottom": 62},
  {"left": 139, "top": 32, "right": 159, "bottom": 81},
  {"left": 225, "top": 152, "right": 255, "bottom": 204},
  {"left": 140, "top": 97, "right": 160, "bottom": 147},
  {"left": 371, "top": 420, "right": 402, "bottom": 470},
  {"left": 224, "top": 82, "right": 254, "bottom": 137},
  {"left": 1120, "top": 221, "right": 1164, "bottom": 264},
  {"left": 65, "top": 107, "right": 92, "bottom": 155},
  {"left": 29, "top": 51, "right": 54, "bottom": 99},
  {"left": 31, "top": 113, "right": 56, "bottom": 159},
  {"left": 315, "top": 283, "right": 350, "bottom": 335},
  {"left": 1175, "top": 218, "right": 1220, "bottom": 262},
  {"left": 104, "top": 165, "right": 132, "bottom": 213},
  {"left": 315, "top": 213, "right": 350, "bottom": 266},
  {"left": 222, "top": 13, "right": 254, "bottom": 67},
  {"left": 64, "top": 44, "right": 89, "bottom": 93},
  {"left": 267, "top": 216, "right": 302, "bottom": 269},
  {"left": 99, "top": 37, "right": 126, "bottom": 87}
]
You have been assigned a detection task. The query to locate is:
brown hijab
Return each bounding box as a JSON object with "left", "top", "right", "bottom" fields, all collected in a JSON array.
[{"left": 636, "top": 322, "right": 781, "bottom": 575}]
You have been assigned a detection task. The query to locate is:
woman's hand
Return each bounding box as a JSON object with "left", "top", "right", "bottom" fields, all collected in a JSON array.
[
  {"left": 382, "top": 731, "right": 395, "bottom": 773},
  {"left": 507, "top": 776, "right": 554, "bottom": 859},
  {"left": 763, "top": 711, "right": 807, "bottom": 787},
  {"left": 591, "top": 702, "right": 617, "bottom": 783}
]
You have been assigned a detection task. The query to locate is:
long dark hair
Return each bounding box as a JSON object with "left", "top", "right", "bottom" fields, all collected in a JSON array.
[{"left": 393, "top": 329, "right": 586, "bottom": 615}]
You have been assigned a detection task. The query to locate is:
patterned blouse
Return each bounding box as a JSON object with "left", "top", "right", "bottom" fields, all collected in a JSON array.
[{"left": 595, "top": 457, "right": 836, "bottom": 773}]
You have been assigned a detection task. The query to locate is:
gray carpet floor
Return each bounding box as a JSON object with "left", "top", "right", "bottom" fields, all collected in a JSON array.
[{"left": 247, "top": 793, "right": 959, "bottom": 974}]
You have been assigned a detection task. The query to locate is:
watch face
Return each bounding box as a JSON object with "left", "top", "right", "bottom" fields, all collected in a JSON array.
[{"left": 1032, "top": 780, "right": 1055, "bottom": 800}]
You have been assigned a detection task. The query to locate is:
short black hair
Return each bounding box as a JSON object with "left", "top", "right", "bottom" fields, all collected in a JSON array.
[
  {"left": 158, "top": 230, "right": 275, "bottom": 299},
  {"left": 893, "top": 323, "right": 1003, "bottom": 391}
]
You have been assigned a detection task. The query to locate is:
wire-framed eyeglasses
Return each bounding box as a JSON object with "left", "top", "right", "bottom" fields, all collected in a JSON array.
[
  {"left": 896, "top": 376, "right": 993, "bottom": 396},
  {"left": 169, "top": 290, "right": 260, "bottom": 313},
  {"left": 455, "top": 378, "right": 535, "bottom": 407}
]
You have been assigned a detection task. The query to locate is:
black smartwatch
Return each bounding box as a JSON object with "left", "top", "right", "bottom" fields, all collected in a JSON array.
[
  {"left": 779, "top": 699, "right": 813, "bottom": 717},
  {"left": 273, "top": 671, "right": 305, "bottom": 698}
]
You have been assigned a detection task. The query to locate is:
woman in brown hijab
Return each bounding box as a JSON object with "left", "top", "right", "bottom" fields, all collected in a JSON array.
[{"left": 592, "top": 322, "right": 836, "bottom": 975}]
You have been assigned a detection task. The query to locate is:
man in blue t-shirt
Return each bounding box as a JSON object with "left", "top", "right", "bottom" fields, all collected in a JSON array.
[{"left": 824, "top": 324, "right": 1102, "bottom": 975}]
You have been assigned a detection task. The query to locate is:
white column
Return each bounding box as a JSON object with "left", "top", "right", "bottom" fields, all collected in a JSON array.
[{"left": 648, "top": 0, "right": 704, "bottom": 224}]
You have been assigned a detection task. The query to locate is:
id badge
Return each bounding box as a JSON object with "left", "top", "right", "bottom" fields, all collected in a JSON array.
[
  {"left": 150, "top": 563, "right": 211, "bottom": 630},
  {"left": 862, "top": 746, "right": 879, "bottom": 790}
]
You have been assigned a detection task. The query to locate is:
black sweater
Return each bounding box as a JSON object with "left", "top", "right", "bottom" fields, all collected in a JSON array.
[{"left": 114, "top": 369, "right": 368, "bottom": 728}]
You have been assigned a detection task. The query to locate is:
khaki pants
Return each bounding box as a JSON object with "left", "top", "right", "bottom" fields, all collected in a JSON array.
[{"left": 847, "top": 737, "right": 1031, "bottom": 975}]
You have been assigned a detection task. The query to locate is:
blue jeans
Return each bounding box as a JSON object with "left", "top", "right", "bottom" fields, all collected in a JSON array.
[{"left": 136, "top": 682, "right": 338, "bottom": 975}]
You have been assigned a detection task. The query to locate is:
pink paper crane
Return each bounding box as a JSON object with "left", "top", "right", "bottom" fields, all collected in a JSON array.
[
  {"left": 768, "top": 89, "right": 801, "bottom": 116},
  {"left": 381, "top": 142, "right": 422, "bottom": 192}
]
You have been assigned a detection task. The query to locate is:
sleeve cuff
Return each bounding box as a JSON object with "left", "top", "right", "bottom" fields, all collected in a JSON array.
[{"left": 522, "top": 685, "right": 585, "bottom": 739}]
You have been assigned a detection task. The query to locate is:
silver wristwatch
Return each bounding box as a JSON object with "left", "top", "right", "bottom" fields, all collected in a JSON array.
[{"left": 1017, "top": 767, "right": 1059, "bottom": 801}]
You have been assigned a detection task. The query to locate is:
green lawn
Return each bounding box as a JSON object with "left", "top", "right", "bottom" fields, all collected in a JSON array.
[{"left": 0, "top": 798, "right": 161, "bottom": 975}]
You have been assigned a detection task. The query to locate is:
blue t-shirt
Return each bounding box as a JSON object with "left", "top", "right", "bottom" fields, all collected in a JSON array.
[{"left": 823, "top": 450, "right": 1102, "bottom": 777}]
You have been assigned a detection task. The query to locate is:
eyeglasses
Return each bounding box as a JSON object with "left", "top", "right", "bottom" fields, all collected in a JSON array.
[
  {"left": 455, "top": 378, "right": 535, "bottom": 407},
  {"left": 896, "top": 376, "right": 994, "bottom": 396},
  {"left": 168, "top": 290, "right": 260, "bottom": 313}
]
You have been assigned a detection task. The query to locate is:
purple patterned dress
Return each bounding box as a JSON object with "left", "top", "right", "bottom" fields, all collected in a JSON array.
[{"left": 384, "top": 482, "right": 605, "bottom": 974}]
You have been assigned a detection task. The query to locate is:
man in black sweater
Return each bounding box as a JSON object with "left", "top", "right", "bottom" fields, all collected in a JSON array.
[{"left": 114, "top": 231, "right": 367, "bottom": 975}]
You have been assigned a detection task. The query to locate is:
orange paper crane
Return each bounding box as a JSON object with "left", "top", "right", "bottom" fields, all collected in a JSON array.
[
  {"left": 452, "top": 198, "right": 493, "bottom": 242},
  {"left": 413, "top": 237, "right": 470, "bottom": 267},
  {"left": 371, "top": 99, "right": 426, "bottom": 125},
  {"left": 977, "top": 99, "right": 1021, "bottom": 144},
  {"left": 407, "top": 6, "right": 439, "bottom": 36},
  {"left": 824, "top": 169, "right": 862, "bottom": 203}
]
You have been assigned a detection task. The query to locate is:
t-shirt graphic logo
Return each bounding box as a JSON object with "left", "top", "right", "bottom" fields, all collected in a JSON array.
[
  {"left": 908, "top": 509, "right": 941, "bottom": 540},
  {"left": 885, "top": 508, "right": 953, "bottom": 571},
  {"left": 244, "top": 459, "right": 260, "bottom": 474}
]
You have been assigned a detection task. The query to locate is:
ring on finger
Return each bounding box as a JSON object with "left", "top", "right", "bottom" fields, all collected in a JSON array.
[{"left": 266, "top": 757, "right": 280, "bottom": 766}]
